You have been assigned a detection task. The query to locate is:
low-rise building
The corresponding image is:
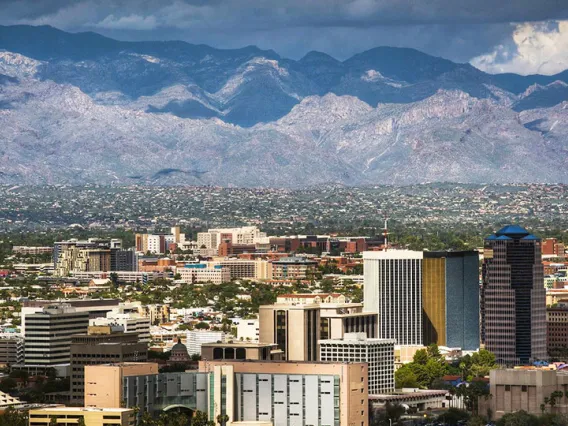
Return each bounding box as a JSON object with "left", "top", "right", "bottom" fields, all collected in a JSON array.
[
  {"left": 177, "top": 263, "right": 230, "bottom": 284},
  {"left": 86, "top": 360, "right": 368, "bottom": 426},
  {"left": 486, "top": 368, "right": 568, "bottom": 418},
  {"left": 201, "top": 342, "right": 283, "bottom": 361},
  {"left": 271, "top": 257, "right": 318, "bottom": 280},
  {"left": 28, "top": 406, "right": 135, "bottom": 426},
  {"left": 90, "top": 312, "right": 151, "bottom": 343},
  {"left": 0, "top": 333, "right": 24, "bottom": 366}
]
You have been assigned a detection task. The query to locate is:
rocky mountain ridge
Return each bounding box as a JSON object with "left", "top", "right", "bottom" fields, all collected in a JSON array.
[{"left": 1, "top": 25, "right": 568, "bottom": 187}]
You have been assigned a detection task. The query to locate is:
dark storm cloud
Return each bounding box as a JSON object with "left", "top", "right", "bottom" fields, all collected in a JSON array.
[{"left": 0, "top": 0, "right": 567, "bottom": 73}]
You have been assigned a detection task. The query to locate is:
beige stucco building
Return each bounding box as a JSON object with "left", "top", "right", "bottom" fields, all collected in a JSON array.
[
  {"left": 84, "top": 362, "right": 159, "bottom": 408},
  {"left": 28, "top": 407, "right": 135, "bottom": 426},
  {"left": 487, "top": 368, "right": 568, "bottom": 419}
]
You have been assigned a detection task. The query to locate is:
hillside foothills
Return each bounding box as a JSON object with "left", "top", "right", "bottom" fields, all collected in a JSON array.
[{"left": 0, "top": 25, "right": 567, "bottom": 187}]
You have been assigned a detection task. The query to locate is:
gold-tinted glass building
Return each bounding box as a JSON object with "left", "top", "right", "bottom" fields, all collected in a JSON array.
[{"left": 422, "top": 251, "right": 479, "bottom": 351}]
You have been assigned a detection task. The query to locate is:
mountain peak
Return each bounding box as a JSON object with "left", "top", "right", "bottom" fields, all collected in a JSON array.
[{"left": 299, "top": 51, "right": 341, "bottom": 64}]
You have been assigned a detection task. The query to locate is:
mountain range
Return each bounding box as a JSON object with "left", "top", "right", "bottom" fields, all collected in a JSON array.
[{"left": 1, "top": 25, "right": 567, "bottom": 187}]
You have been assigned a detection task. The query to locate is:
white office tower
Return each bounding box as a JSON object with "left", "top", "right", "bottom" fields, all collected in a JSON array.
[
  {"left": 363, "top": 250, "right": 423, "bottom": 346},
  {"left": 187, "top": 330, "right": 225, "bottom": 356},
  {"left": 320, "top": 332, "right": 395, "bottom": 394}
]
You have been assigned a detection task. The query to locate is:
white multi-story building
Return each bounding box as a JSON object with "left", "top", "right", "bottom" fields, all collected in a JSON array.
[
  {"left": 23, "top": 304, "right": 90, "bottom": 366},
  {"left": 197, "top": 232, "right": 219, "bottom": 250},
  {"left": 236, "top": 319, "right": 259, "bottom": 341},
  {"left": 363, "top": 250, "right": 423, "bottom": 346},
  {"left": 91, "top": 311, "right": 151, "bottom": 343},
  {"left": 319, "top": 332, "right": 395, "bottom": 394},
  {"left": 177, "top": 264, "right": 230, "bottom": 284},
  {"left": 197, "top": 226, "right": 267, "bottom": 250},
  {"left": 187, "top": 330, "right": 225, "bottom": 356}
]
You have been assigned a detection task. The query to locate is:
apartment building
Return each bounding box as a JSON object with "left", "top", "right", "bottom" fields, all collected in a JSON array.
[{"left": 271, "top": 257, "right": 318, "bottom": 280}]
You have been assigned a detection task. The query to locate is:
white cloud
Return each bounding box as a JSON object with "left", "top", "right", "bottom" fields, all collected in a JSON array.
[
  {"left": 95, "top": 14, "right": 158, "bottom": 30},
  {"left": 471, "top": 20, "right": 568, "bottom": 75}
]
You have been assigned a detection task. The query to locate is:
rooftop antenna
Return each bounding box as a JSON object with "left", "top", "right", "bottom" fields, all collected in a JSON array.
[{"left": 383, "top": 213, "right": 389, "bottom": 252}]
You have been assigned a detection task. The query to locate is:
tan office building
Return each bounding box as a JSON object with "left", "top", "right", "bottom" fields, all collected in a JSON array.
[
  {"left": 259, "top": 300, "right": 378, "bottom": 361},
  {"left": 28, "top": 407, "right": 135, "bottom": 426},
  {"left": 259, "top": 303, "right": 320, "bottom": 361}
]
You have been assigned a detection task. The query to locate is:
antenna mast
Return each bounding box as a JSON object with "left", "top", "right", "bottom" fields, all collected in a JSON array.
[{"left": 382, "top": 213, "right": 389, "bottom": 251}]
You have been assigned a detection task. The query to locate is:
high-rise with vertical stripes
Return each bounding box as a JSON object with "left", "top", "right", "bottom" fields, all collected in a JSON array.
[
  {"left": 363, "top": 251, "right": 423, "bottom": 346},
  {"left": 481, "top": 225, "right": 547, "bottom": 365}
]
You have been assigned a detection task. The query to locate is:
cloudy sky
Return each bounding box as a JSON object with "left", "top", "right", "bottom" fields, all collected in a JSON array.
[{"left": 1, "top": 0, "right": 568, "bottom": 75}]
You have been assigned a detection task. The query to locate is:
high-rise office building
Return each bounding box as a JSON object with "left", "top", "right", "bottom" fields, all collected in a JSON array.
[
  {"left": 481, "top": 225, "right": 547, "bottom": 365},
  {"left": 422, "top": 251, "right": 480, "bottom": 350},
  {"left": 363, "top": 251, "right": 423, "bottom": 346},
  {"left": 319, "top": 332, "right": 395, "bottom": 395},
  {"left": 23, "top": 304, "right": 90, "bottom": 369}
]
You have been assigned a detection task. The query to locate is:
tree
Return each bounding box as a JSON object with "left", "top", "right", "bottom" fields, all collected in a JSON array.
[
  {"left": 49, "top": 416, "right": 58, "bottom": 426},
  {"left": 77, "top": 417, "right": 86, "bottom": 426},
  {"left": 192, "top": 410, "right": 215, "bottom": 426},
  {"left": 159, "top": 411, "right": 190, "bottom": 426},
  {"left": 467, "top": 415, "right": 486, "bottom": 426},
  {"left": 455, "top": 380, "right": 489, "bottom": 415},
  {"left": 195, "top": 322, "right": 210, "bottom": 330},
  {"left": 217, "top": 414, "right": 230, "bottom": 426},
  {"left": 437, "top": 408, "right": 470, "bottom": 425},
  {"left": 0, "top": 377, "right": 17, "bottom": 393},
  {"left": 0, "top": 407, "right": 27, "bottom": 426},
  {"left": 139, "top": 411, "right": 158, "bottom": 426},
  {"left": 395, "top": 364, "right": 418, "bottom": 388},
  {"left": 496, "top": 410, "right": 539, "bottom": 426}
]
